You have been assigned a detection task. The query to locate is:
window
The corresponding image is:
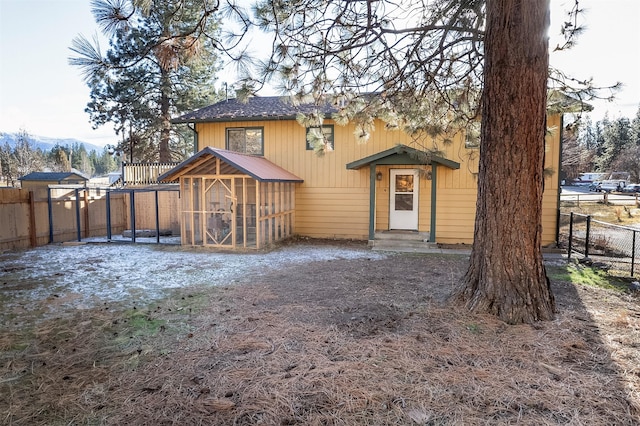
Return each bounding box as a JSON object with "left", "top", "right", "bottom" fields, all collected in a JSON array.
[
  {"left": 226, "top": 127, "right": 264, "bottom": 155},
  {"left": 306, "top": 125, "right": 334, "bottom": 151},
  {"left": 465, "top": 121, "right": 481, "bottom": 149}
]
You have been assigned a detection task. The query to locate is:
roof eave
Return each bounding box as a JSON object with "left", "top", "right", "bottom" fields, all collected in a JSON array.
[
  {"left": 158, "top": 147, "right": 304, "bottom": 183},
  {"left": 256, "top": 178, "right": 304, "bottom": 183},
  {"left": 172, "top": 112, "right": 334, "bottom": 125},
  {"left": 346, "top": 144, "right": 460, "bottom": 170}
]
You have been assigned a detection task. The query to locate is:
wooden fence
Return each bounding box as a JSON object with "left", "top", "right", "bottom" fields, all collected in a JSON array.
[
  {"left": 123, "top": 187, "right": 181, "bottom": 237},
  {"left": 0, "top": 188, "right": 40, "bottom": 250},
  {"left": 123, "top": 162, "right": 180, "bottom": 186},
  {"left": 0, "top": 186, "right": 180, "bottom": 251}
]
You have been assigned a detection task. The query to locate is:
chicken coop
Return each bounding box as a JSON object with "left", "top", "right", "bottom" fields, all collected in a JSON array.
[{"left": 159, "top": 147, "right": 303, "bottom": 249}]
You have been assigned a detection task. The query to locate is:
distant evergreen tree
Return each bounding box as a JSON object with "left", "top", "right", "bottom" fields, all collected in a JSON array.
[
  {"left": 0, "top": 142, "right": 14, "bottom": 186},
  {"left": 14, "top": 131, "right": 45, "bottom": 178},
  {"left": 561, "top": 124, "right": 591, "bottom": 182},
  {"left": 596, "top": 115, "right": 632, "bottom": 172},
  {"left": 631, "top": 105, "right": 640, "bottom": 146},
  {"left": 48, "top": 144, "right": 72, "bottom": 172},
  {"left": 608, "top": 106, "right": 640, "bottom": 182},
  {"left": 611, "top": 145, "right": 640, "bottom": 184},
  {"left": 69, "top": 0, "right": 221, "bottom": 162},
  {"left": 0, "top": 130, "right": 45, "bottom": 186},
  {"left": 569, "top": 106, "right": 640, "bottom": 181},
  {"left": 573, "top": 116, "right": 598, "bottom": 173},
  {"left": 93, "top": 147, "right": 119, "bottom": 176}
]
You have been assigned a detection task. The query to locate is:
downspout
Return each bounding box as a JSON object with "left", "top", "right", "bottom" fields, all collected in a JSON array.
[
  {"left": 555, "top": 114, "right": 564, "bottom": 245},
  {"left": 368, "top": 163, "right": 377, "bottom": 243},
  {"left": 188, "top": 123, "right": 198, "bottom": 154},
  {"left": 429, "top": 163, "right": 438, "bottom": 242}
]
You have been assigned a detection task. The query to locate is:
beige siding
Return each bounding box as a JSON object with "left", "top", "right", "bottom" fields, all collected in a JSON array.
[
  {"left": 434, "top": 187, "right": 478, "bottom": 244},
  {"left": 542, "top": 114, "right": 562, "bottom": 245},
  {"left": 195, "top": 113, "right": 561, "bottom": 244},
  {"left": 295, "top": 187, "right": 369, "bottom": 238}
]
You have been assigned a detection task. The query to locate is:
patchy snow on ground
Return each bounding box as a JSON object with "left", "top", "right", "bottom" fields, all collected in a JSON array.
[{"left": 0, "top": 242, "right": 388, "bottom": 327}]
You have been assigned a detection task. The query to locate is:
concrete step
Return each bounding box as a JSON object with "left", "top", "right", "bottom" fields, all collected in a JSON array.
[
  {"left": 372, "top": 231, "right": 432, "bottom": 252},
  {"left": 371, "top": 235, "right": 440, "bottom": 253},
  {"left": 374, "top": 231, "right": 430, "bottom": 241}
]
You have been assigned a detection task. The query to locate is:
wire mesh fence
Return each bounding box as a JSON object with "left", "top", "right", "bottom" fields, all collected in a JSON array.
[{"left": 559, "top": 212, "right": 640, "bottom": 277}]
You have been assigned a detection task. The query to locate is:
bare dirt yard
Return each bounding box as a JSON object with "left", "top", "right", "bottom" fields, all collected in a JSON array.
[{"left": 1, "top": 239, "right": 639, "bottom": 425}]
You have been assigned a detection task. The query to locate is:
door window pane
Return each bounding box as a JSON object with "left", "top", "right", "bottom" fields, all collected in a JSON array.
[
  {"left": 395, "top": 174, "right": 414, "bottom": 192},
  {"left": 395, "top": 194, "right": 414, "bottom": 211}
]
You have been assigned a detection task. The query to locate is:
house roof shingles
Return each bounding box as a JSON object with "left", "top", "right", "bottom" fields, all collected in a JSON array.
[
  {"left": 172, "top": 96, "right": 337, "bottom": 123},
  {"left": 177, "top": 92, "right": 576, "bottom": 124},
  {"left": 19, "top": 171, "right": 88, "bottom": 182}
]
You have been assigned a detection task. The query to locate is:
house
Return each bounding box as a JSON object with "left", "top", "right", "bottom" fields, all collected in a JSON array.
[
  {"left": 19, "top": 171, "right": 89, "bottom": 198},
  {"left": 161, "top": 96, "right": 562, "bottom": 249},
  {"left": 19, "top": 171, "right": 88, "bottom": 188}
]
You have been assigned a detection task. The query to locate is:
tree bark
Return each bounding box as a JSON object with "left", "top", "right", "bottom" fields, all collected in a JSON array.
[
  {"left": 159, "top": 68, "right": 172, "bottom": 163},
  {"left": 452, "top": 0, "right": 555, "bottom": 324}
]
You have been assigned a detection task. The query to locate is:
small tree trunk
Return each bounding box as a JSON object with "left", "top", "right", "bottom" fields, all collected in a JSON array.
[{"left": 451, "top": 0, "right": 555, "bottom": 324}]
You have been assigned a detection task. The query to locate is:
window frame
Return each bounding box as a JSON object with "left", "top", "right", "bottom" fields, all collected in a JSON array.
[
  {"left": 305, "top": 125, "right": 335, "bottom": 151},
  {"left": 465, "top": 121, "right": 481, "bottom": 149},
  {"left": 226, "top": 127, "right": 264, "bottom": 155}
]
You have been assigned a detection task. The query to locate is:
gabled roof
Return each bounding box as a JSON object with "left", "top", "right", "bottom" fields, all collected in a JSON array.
[
  {"left": 172, "top": 96, "right": 337, "bottom": 124},
  {"left": 346, "top": 145, "right": 460, "bottom": 170},
  {"left": 547, "top": 90, "right": 593, "bottom": 114},
  {"left": 158, "top": 147, "right": 303, "bottom": 183},
  {"left": 19, "top": 171, "right": 89, "bottom": 182},
  {"left": 176, "top": 91, "right": 573, "bottom": 125}
]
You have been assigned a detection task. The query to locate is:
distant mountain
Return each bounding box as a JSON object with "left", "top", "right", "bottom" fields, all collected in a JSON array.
[{"left": 0, "top": 132, "right": 104, "bottom": 153}]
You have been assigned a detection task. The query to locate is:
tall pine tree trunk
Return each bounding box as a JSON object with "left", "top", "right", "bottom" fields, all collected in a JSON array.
[
  {"left": 452, "top": 0, "right": 555, "bottom": 324},
  {"left": 159, "top": 68, "right": 172, "bottom": 163}
]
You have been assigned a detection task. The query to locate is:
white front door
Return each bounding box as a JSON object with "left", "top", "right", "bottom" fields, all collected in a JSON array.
[{"left": 389, "top": 169, "right": 419, "bottom": 230}]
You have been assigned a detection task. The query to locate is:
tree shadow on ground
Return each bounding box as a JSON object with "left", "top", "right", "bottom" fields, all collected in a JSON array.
[{"left": 1, "top": 247, "right": 638, "bottom": 425}]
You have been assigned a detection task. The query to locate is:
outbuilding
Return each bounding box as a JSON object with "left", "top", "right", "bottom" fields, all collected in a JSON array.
[{"left": 159, "top": 147, "right": 302, "bottom": 249}]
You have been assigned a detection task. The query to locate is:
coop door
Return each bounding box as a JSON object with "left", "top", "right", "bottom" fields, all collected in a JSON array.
[
  {"left": 389, "top": 169, "right": 419, "bottom": 230},
  {"left": 204, "top": 178, "right": 235, "bottom": 246}
]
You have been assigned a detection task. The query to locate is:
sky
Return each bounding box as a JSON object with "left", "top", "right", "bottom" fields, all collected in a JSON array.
[{"left": 0, "top": 0, "right": 638, "bottom": 148}]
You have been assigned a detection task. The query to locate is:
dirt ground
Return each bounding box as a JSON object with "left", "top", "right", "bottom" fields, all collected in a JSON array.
[{"left": 1, "top": 239, "right": 640, "bottom": 425}]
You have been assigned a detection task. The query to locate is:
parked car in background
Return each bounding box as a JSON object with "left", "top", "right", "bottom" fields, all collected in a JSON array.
[
  {"left": 587, "top": 172, "right": 631, "bottom": 193},
  {"left": 622, "top": 184, "right": 640, "bottom": 193}
]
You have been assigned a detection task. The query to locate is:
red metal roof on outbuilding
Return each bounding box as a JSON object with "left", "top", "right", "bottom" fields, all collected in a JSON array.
[{"left": 158, "top": 147, "right": 303, "bottom": 183}]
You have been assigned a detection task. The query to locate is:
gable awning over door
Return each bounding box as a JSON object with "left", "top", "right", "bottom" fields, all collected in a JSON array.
[
  {"left": 346, "top": 144, "right": 460, "bottom": 171},
  {"left": 346, "top": 144, "right": 460, "bottom": 242}
]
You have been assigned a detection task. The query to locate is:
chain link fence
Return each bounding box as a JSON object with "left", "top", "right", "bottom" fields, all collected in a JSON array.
[{"left": 558, "top": 212, "right": 640, "bottom": 277}]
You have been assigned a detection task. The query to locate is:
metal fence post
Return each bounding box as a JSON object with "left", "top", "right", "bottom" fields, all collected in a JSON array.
[
  {"left": 632, "top": 230, "right": 636, "bottom": 277},
  {"left": 130, "top": 190, "right": 136, "bottom": 243},
  {"left": 567, "top": 212, "right": 574, "bottom": 259},
  {"left": 47, "top": 187, "right": 54, "bottom": 244},
  {"left": 75, "top": 188, "right": 82, "bottom": 242},
  {"left": 155, "top": 190, "right": 160, "bottom": 244},
  {"left": 584, "top": 215, "right": 591, "bottom": 260},
  {"left": 106, "top": 190, "right": 112, "bottom": 241}
]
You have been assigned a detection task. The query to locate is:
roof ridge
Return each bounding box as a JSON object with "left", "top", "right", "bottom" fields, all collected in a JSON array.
[{"left": 172, "top": 95, "right": 337, "bottom": 124}]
